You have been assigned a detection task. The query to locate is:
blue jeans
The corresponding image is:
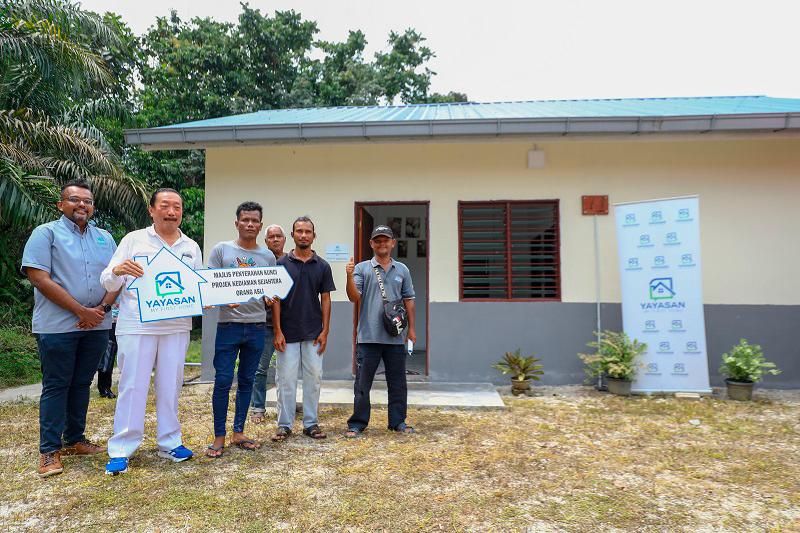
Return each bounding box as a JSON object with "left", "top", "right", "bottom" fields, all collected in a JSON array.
[
  {"left": 250, "top": 326, "right": 275, "bottom": 413},
  {"left": 275, "top": 340, "right": 324, "bottom": 429},
  {"left": 36, "top": 330, "right": 110, "bottom": 453},
  {"left": 212, "top": 322, "right": 266, "bottom": 436},
  {"left": 347, "top": 343, "right": 407, "bottom": 431}
]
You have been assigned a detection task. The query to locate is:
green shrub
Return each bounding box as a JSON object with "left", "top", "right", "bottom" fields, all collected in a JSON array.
[
  {"left": 719, "top": 339, "right": 781, "bottom": 383},
  {"left": 579, "top": 330, "right": 646, "bottom": 381},
  {"left": 491, "top": 349, "right": 544, "bottom": 381},
  {"left": 0, "top": 328, "right": 41, "bottom": 388}
]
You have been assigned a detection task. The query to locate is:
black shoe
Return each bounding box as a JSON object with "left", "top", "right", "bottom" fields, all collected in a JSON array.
[{"left": 99, "top": 389, "right": 117, "bottom": 399}]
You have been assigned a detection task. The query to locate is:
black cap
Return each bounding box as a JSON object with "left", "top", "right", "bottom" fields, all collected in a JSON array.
[{"left": 370, "top": 225, "right": 394, "bottom": 239}]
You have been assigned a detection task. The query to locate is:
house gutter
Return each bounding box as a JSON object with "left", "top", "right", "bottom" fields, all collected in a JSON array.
[{"left": 124, "top": 112, "right": 800, "bottom": 150}]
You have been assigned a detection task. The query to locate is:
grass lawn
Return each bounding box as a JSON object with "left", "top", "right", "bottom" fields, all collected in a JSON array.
[
  {"left": 0, "top": 385, "right": 798, "bottom": 532},
  {"left": 0, "top": 328, "right": 40, "bottom": 389},
  {"left": 185, "top": 338, "right": 202, "bottom": 364}
]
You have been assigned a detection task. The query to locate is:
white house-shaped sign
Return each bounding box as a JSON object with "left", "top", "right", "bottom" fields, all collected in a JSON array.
[{"left": 128, "top": 247, "right": 207, "bottom": 322}]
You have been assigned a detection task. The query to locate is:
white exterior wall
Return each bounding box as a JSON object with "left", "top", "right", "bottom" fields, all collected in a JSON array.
[{"left": 203, "top": 137, "right": 800, "bottom": 306}]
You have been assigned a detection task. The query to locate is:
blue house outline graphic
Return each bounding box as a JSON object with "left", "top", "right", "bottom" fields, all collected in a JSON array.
[
  {"left": 155, "top": 271, "right": 185, "bottom": 296},
  {"left": 127, "top": 246, "right": 208, "bottom": 323},
  {"left": 649, "top": 277, "right": 675, "bottom": 300}
]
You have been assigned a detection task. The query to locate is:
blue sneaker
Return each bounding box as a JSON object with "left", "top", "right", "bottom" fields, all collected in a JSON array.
[
  {"left": 105, "top": 457, "right": 128, "bottom": 475},
  {"left": 157, "top": 445, "right": 193, "bottom": 462}
]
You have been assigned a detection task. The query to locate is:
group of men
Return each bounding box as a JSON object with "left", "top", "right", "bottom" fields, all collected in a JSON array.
[{"left": 22, "top": 181, "right": 416, "bottom": 478}]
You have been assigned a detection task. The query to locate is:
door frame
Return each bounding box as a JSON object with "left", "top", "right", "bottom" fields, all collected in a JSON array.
[{"left": 353, "top": 201, "right": 430, "bottom": 376}]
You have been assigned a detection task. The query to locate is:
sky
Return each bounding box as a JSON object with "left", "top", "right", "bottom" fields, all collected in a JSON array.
[{"left": 79, "top": 0, "right": 800, "bottom": 103}]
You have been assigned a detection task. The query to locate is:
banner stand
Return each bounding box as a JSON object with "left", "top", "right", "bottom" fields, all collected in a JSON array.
[{"left": 614, "top": 195, "right": 711, "bottom": 393}]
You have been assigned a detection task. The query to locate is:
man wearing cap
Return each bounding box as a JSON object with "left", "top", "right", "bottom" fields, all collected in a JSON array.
[{"left": 344, "top": 225, "right": 416, "bottom": 437}]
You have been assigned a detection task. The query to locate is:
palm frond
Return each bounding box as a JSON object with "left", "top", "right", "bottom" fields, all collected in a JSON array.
[
  {"left": 0, "top": 159, "right": 57, "bottom": 227},
  {"left": 7, "top": 18, "right": 113, "bottom": 88},
  {"left": 0, "top": 109, "right": 117, "bottom": 177},
  {"left": 88, "top": 173, "right": 149, "bottom": 227},
  {"left": 9, "top": 0, "right": 122, "bottom": 49}
]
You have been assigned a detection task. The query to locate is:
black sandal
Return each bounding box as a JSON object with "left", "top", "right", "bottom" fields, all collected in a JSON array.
[
  {"left": 391, "top": 423, "right": 415, "bottom": 434},
  {"left": 344, "top": 428, "right": 363, "bottom": 439},
  {"left": 232, "top": 438, "right": 260, "bottom": 450},
  {"left": 206, "top": 444, "right": 224, "bottom": 458},
  {"left": 303, "top": 425, "right": 327, "bottom": 439},
  {"left": 271, "top": 427, "right": 292, "bottom": 442}
]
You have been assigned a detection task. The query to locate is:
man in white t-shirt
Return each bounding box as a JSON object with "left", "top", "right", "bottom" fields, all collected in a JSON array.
[{"left": 100, "top": 188, "right": 203, "bottom": 475}]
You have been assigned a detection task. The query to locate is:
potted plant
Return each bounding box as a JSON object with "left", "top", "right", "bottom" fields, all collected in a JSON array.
[
  {"left": 719, "top": 339, "right": 781, "bottom": 401},
  {"left": 492, "top": 349, "right": 544, "bottom": 396},
  {"left": 579, "top": 331, "right": 646, "bottom": 396}
]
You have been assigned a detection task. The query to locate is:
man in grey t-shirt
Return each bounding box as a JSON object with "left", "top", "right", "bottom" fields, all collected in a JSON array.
[{"left": 206, "top": 202, "right": 276, "bottom": 457}]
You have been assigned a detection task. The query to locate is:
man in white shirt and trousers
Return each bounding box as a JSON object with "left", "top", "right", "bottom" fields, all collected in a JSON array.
[{"left": 100, "top": 188, "right": 203, "bottom": 475}]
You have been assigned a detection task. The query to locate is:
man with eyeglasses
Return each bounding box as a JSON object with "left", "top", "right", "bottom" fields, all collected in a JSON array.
[{"left": 22, "top": 180, "right": 120, "bottom": 478}]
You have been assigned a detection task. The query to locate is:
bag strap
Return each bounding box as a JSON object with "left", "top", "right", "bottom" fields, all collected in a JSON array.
[{"left": 372, "top": 266, "right": 389, "bottom": 303}]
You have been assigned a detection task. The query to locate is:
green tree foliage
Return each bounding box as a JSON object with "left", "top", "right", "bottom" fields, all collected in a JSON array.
[
  {"left": 0, "top": 0, "right": 149, "bottom": 317},
  {"left": 129, "top": 3, "right": 467, "bottom": 246}
]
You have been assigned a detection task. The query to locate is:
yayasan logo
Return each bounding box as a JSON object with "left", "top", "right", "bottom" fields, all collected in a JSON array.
[
  {"left": 641, "top": 278, "right": 686, "bottom": 310},
  {"left": 155, "top": 271, "right": 184, "bottom": 297},
  {"left": 649, "top": 278, "right": 675, "bottom": 300},
  {"left": 146, "top": 271, "right": 196, "bottom": 309},
  {"left": 650, "top": 210, "right": 665, "bottom": 224}
]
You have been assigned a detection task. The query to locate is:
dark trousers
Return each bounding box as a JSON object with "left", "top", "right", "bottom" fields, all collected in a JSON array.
[
  {"left": 212, "top": 322, "right": 266, "bottom": 436},
  {"left": 36, "top": 329, "right": 110, "bottom": 453},
  {"left": 97, "top": 323, "right": 117, "bottom": 391},
  {"left": 347, "top": 343, "right": 408, "bottom": 431},
  {"left": 250, "top": 326, "right": 276, "bottom": 411}
]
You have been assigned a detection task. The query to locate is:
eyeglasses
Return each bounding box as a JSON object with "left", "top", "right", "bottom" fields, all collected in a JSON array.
[{"left": 65, "top": 197, "right": 94, "bottom": 206}]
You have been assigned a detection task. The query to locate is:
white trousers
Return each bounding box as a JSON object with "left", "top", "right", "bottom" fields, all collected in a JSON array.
[{"left": 107, "top": 332, "right": 189, "bottom": 458}]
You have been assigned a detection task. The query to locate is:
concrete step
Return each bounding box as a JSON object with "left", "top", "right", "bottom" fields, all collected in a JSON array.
[{"left": 267, "top": 380, "right": 506, "bottom": 409}]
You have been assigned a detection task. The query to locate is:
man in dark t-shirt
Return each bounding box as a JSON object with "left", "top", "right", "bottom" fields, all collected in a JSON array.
[{"left": 272, "top": 217, "right": 336, "bottom": 441}]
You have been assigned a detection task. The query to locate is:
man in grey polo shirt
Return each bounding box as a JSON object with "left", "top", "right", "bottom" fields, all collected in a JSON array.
[
  {"left": 22, "top": 180, "right": 120, "bottom": 477},
  {"left": 206, "top": 201, "right": 276, "bottom": 457},
  {"left": 344, "top": 225, "right": 416, "bottom": 437}
]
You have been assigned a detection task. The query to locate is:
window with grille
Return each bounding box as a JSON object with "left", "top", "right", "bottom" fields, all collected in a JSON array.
[{"left": 458, "top": 200, "right": 560, "bottom": 300}]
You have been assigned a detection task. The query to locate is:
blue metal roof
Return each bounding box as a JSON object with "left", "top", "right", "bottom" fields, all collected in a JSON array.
[{"left": 161, "top": 96, "right": 800, "bottom": 129}]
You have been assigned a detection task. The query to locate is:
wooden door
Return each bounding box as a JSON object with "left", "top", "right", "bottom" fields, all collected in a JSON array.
[{"left": 353, "top": 206, "right": 374, "bottom": 373}]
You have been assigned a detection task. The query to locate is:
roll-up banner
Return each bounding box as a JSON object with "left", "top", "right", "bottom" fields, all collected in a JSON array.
[{"left": 614, "top": 196, "right": 711, "bottom": 393}]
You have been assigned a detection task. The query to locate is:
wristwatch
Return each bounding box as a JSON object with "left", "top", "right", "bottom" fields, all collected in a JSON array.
[{"left": 101, "top": 303, "right": 112, "bottom": 313}]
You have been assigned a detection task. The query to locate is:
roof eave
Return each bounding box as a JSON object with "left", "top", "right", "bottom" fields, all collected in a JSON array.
[{"left": 124, "top": 113, "right": 800, "bottom": 149}]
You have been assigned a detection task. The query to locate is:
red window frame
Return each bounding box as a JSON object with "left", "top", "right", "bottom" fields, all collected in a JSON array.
[{"left": 458, "top": 200, "right": 561, "bottom": 301}]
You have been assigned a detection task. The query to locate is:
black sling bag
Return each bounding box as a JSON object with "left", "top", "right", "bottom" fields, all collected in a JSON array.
[{"left": 373, "top": 265, "right": 408, "bottom": 337}]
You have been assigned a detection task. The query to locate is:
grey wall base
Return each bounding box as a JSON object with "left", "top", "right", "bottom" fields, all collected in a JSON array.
[{"left": 201, "top": 302, "right": 800, "bottom": 388}]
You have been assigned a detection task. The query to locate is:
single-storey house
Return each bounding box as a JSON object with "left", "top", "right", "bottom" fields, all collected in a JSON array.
[{"left": 125, "top": 95, "right": 800, "bottom": 387}]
